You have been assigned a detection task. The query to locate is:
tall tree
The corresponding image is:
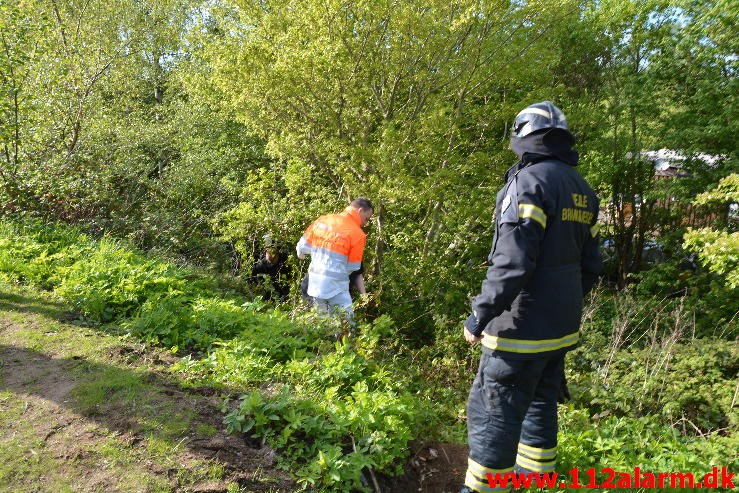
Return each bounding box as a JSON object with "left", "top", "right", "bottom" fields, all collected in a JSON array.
[
  {"left": 0, "top": 0, "right": 52, "bottom": 208},
  {"left": 199, "top": 0, "right": 584, "bottom": 334},
  {"left": 571, "top": 0, "right": 737, "bottom": 287}
]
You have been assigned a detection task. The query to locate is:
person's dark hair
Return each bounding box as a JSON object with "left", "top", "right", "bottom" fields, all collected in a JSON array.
[{"left": 351, "top": 197, "right": 374, "bottom": 212}]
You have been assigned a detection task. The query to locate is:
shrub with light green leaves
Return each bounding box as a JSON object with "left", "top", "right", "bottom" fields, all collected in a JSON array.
[
  {"left": 0, "top": 218, "right": 90, "bottom": 288},
  {"left": 683, "top": 228, "right": 739, "bottom": 289},
  {"left": 54, "top": 238, "right": 194, "bottom": 322},
  {"left": 559, "top": 409, "right": 739, "bottom": 475},
  {"left": 580, "top": 339, "right": 738, "bottom": 432},
  {"left": 222, "top": 343, "right": 420, "bottom": 491}
]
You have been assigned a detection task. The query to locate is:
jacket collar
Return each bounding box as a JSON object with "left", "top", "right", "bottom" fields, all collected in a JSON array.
[
  {"left": 510, "top": 129, "right": 579, "bottom": 166},
  {"left": 342, "top": 206, "right": 363, "bottom": 227}
]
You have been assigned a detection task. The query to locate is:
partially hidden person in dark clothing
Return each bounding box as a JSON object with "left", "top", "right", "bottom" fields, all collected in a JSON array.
[
  {"left": 461, "top": 101, "right": 602, "bottom": 493},
  {"left": 251, "top": 247, "right": 291, "bottom": 301}
]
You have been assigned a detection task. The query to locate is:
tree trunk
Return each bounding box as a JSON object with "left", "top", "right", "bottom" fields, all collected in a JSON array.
[{"left": 372, "top": 203, "right": 386, "bottom": 286}]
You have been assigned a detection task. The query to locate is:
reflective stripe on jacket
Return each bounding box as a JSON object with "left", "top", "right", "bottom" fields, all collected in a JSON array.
[
  {"left": 296, "top": 206, "right": 366, "bottom": 299},
  {"left": 464, "top": 158, "right": 603, "bottom": 359}
]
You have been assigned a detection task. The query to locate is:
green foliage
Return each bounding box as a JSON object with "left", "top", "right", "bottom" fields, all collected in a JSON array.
[
  {"left": 583, "top": 339, "right": 737, "bottom": 432},
  {"left": 569, "top": 0, "right": 738, "bottom": 287},
  {"left": 222, "top": 348, "right": 419, "bottom": 490},
  {"left": 682, "top": 173, "right": 739, "bottom": 291},
  {"left": 183, "top": 321, "right": 423, "bottom": 489},
  {"left": 683, "top": 229, "right": 739, "bottom": 289},
  {"left": 176, "top": 340, "right": 276, "bottom": 388},
  {"left": 0, "top": 218, "right": 238, "bottom": 343},
  {"left": 0, "top": 218, "right": 423, "bottom": 489},
  {"left": 574, "top": 288, "right": 738, "bottom": 435},
  {"left": 693, "top": 173, "right": 739, "bottom": 207},
  {"left": 632, "top": 262, "right": 739, "bottom": 336},
  {"left": 559, "top": 409, "right": 739, "bottom": 473},
  {"left": 0, "top": 219, "right": 90, "bottom": 288},
  {"left": 55, "top": 239, "right": 190, "bottom": 322},
  {"left": 194, "top": 0, "right": 589, "bottom": 338},
  {"left": 563, "top": 287, "right": 739, "bottom": 473}
]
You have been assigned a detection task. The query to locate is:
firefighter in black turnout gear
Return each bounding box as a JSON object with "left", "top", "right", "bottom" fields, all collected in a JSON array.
[{"left": 461, "top": 102, "right": 602, "bottom": 493}]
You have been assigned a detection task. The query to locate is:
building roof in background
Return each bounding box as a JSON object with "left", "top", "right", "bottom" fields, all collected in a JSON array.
[{"left": 638, "top": 149, "right": 725, "bottom": 177}]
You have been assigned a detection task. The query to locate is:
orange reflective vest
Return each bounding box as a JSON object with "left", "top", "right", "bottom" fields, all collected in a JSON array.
[{"left": 296, "top": 206, "right": 366, "bottom": 299}]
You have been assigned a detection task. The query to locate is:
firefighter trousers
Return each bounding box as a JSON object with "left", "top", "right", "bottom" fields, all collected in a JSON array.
[{"left": 464, "top": 350, "right": 564, "bottom": 492}]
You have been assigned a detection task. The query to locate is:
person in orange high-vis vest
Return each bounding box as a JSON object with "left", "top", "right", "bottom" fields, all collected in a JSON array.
[{"left": 296, "top": 198, "right": 373, "bottom": 325}]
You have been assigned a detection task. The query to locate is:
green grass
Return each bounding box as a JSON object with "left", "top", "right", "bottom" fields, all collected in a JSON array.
[
  {"left": 0, "top": 282, "right": 252, "bottom": 492},
  {"left": 3, "top": 219, "right": 736, "bottom": 492},
  {"left": 70, "top": 367, "right": 145, "bottom": 413},
  {"left": 196, "top": 423, "right": 219, "bottom": 437},
  {"left": 0, "top": 434, "right": 67, "bottom": 491}
]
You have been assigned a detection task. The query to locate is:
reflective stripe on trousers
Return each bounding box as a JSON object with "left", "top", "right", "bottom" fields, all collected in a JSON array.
[{"left": 464, "top": 352, "right": 564, "bottom": 492}]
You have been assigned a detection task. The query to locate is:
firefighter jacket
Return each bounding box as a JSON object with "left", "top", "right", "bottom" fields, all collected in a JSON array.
[
  {"left": 464, "top": 157, "right": 602, "bottom": 359},
  {"left": 296, "top": 206, "right": 366, "bottom": 300}
]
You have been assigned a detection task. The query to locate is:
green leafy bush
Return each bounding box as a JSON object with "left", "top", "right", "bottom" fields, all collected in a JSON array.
[
  {"left": 0, "top": 219, "right": 90, "bottom": 288},
  {"left": 223, "top": 351, "right": 419, "bottom": 491},
  {"left": 559, "top": 409, "right": 739, "bottom": 474},
  {"left": 176, "top": 341, "right": 276, "bottom": 388},
  {"left": 575, "top": 290, "right": 738, "bottom": 434},
  {"left": 125, "top": 294, "right": 199, "bottom": 347},
  {"left": 54, "top": 239, "right": 193, "bottom": 322},
  {"left": 683, "top": 228, "right": 739, "bottom": 289},
  {"left": 2, "top": 217, "right": 737, "bottom": 490},
  {"left": 582, "top": 339, "right": 738, "bottom": 432},
  {"left": 630, "top": 257, "right": 739, "bottom": 338}
]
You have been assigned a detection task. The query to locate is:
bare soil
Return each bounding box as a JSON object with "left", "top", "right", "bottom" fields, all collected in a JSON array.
[
  {"left": 0, "top": 289, "right": 467, "bottom": 492},
  {"left": 379, "top": 442, "right": 468, "bottom": 493},
  {"left": 0, "top": 303, "right": 296, "bottom": 492}
]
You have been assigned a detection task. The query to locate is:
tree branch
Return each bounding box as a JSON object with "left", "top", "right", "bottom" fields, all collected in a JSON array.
[{"left": 49, "top": 0, "right": 70, "bottom": 54}]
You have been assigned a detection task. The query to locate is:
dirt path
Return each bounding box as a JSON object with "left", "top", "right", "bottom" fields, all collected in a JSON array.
[
  {"left": 0, "top": 286, "right": 296, "bottom": 492},
  {"left": 0, "top": 286, "right": 469, "bottom": 492}
]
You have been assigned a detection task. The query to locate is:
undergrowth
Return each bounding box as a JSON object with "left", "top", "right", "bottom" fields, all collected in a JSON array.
[
  {"left": 1, "top": 216, "right": 737, "bottom": 490},
  {"left": 0, "top": 218, "right": 424, "bottom": 489}
]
